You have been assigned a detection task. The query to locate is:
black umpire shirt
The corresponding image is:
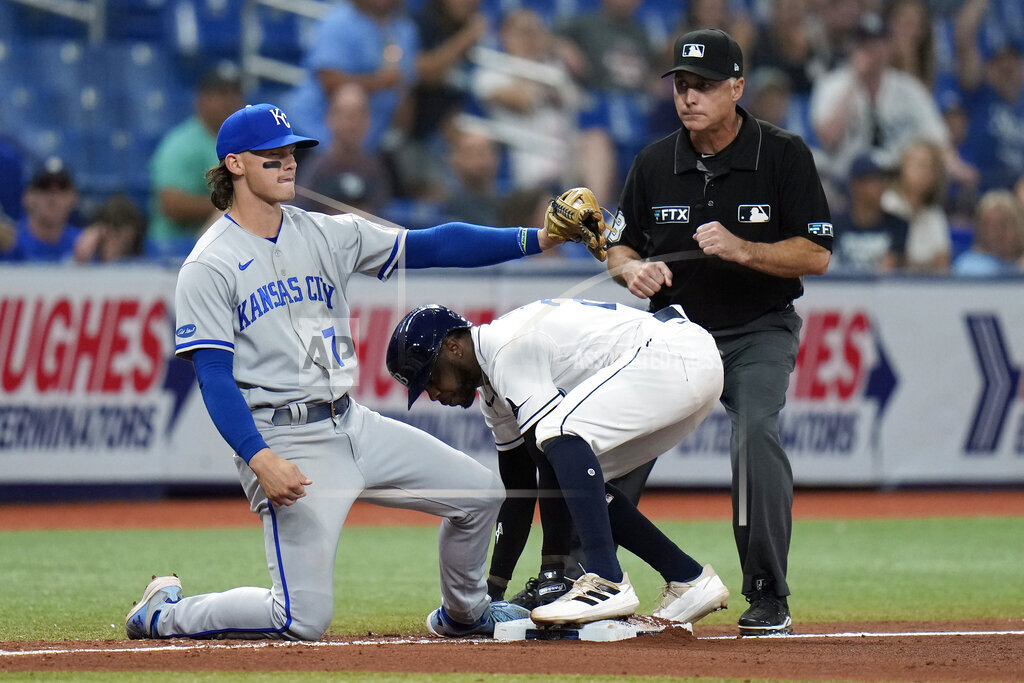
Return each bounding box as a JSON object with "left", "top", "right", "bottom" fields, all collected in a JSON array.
[{"left": 610, "top": 106, "right": 832, "bottom": 333}]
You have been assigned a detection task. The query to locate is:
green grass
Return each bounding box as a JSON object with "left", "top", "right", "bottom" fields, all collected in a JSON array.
[{"left": 1, "top": 517, "right": 1022, "bottom": 642}]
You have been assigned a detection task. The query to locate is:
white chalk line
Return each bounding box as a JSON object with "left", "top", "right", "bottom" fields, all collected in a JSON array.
[{"left": 2, "top": 629, "right": 1022, "bottom": 657}]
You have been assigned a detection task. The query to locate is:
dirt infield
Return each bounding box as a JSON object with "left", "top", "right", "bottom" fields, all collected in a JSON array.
[
  {"left": 2, "top": 489, "right": 1023, "bottom": 680},
  {"left": 3, "top": 487, "right": 1023, "bottom": 530}
]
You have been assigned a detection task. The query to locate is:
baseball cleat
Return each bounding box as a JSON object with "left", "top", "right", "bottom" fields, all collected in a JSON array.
[
  {"left": 509, "top": 569, "right": 571, "bottom": 610},
  {"left": 529, "top": 572, "right": 639, "bottom": 625},
  {"left": 426, "top": 600, "right": 530, "bottom": 638},
  {"left": 652, "top": 564, "right": 730, "bottom": 624},
  {"left": 738, "top": 591, "right": 792, "bottom": 636},
  {"left": 125, "top": 574, "right": 183, "bottom": 639}
]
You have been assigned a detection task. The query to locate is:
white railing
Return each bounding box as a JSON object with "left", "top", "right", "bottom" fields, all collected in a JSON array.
[
  {"left": 7, "top": 0, "right": 105, "bottom": 41},
  {"left": 240, "top": 0, "right": 330, "bottom": 89}
]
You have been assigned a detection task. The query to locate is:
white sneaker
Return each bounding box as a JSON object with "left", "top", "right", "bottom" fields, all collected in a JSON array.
[
  {"left": 652, "top": 564, "right": 730, "bottom": 624},
  {"left": 530, "top": 572, "right": 639, "bottom": 625}
]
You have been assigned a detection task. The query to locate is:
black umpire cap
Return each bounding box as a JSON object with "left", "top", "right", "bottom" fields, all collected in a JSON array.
[{"left": 663, "top": 28, "right": 744, "bottom": 81}]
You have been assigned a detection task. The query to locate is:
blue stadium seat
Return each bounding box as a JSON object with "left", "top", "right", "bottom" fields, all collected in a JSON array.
[
  {"left": 7, "top": 3, "right": 89, "bottom": 39},
  {"left": 0, "top": 3, "right": 16, "bottom": 39},
  {"left": 171, "top": 0, "right": 244, "bottom": 62},
  {"left": 105, "top": 0, "right": 174, "bottom": 41},
  {"left": 638, "top": 0, "right": 685, "bottom": 46},
  {"left": 84, "top": 41, "right": 192, "bottom": 137},
  {"left": 254, "top": 6, "right": 308, "bottom": 63},
  {"left": 20, "top": 38, "right": 88, "bottom": 96}
]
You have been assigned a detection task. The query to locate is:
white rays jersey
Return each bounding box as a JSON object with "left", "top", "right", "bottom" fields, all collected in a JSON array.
[
  {"left": 173, "top": 206, "right": 406, "bottom": 408},
  {"left": 475, "top": 298, "right": 724, "bottom": 480}
]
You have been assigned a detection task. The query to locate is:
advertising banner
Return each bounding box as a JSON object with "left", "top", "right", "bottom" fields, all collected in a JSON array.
[{"left": 2, "top": 265, "right": 1022, "bottom": 486}]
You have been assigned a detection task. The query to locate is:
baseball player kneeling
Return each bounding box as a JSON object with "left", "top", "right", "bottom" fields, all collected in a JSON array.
[
  {"left": 125, "top": 103, "right": 607, "bottom": 642},
  {"left": 387, "top": 298, "right": 730, "bottom": 626}
]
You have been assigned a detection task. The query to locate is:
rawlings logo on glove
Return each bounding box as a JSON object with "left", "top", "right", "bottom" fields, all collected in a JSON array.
[{"left": 544, "top": 187, "right": 609, "bottom": 262}]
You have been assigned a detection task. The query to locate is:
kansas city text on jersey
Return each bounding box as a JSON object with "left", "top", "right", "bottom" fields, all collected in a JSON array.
[{"left": 235, "top": 274, "right": 336, "bottom": 332}]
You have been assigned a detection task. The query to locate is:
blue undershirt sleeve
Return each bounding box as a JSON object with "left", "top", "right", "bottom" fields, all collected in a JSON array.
[
  {"left": 192, "top": 348, "right": 268, "bottom": 464},
  {"left": 404, "top": 223, "right": 541, "bottom": 269}
]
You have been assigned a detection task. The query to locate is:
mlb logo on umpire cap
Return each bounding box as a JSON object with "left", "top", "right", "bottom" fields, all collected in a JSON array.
[
  {"left": 663, "top": 28, "right": 743, "bottom": 81},
  {"left": 216, "top": 103, "right": 320, "bottom": 159}
]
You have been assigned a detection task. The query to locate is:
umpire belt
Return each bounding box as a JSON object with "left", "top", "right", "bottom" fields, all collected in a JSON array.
[
  {"left": 653, "top": 305, "right": 687, "bottom": 322},
  {"left": 272, "top": 395, "right": 350, "bottom": 426}
]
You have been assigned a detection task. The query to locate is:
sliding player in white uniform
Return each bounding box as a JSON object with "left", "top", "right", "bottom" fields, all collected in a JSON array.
[
  {"left": 124, "top": 103, "right": 583, "bottom": 640},
  {"left": 387, "top": 298, "right": 731, "bottom": 626}
]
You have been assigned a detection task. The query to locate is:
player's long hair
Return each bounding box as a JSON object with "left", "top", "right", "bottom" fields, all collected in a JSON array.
[{"left": 206, "top": 162, "right": 234, "bottom": 210}]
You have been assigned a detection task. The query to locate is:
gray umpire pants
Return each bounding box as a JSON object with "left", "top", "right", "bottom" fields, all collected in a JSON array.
[{"left": 716, "top": 319, "right": 801, "bottom": 598}]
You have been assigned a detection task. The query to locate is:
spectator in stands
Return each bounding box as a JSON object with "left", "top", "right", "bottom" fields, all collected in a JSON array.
[
  {"left": 0, "top": 158, "right": 83, "bottom": 262},
  {"left": 671, "top": 0, "right": 756, "bottom": 60},
  {"left": 953, "top": 0, "right": 1024, "bottom": 194},
  {"left": 0, "top": 129, "right": 30, "bottom": 222},
  {"left": 0, "top": 214, "right": 13, "bottom": 254},
  {"left": 816, "top": 0, "right": 867, "bottom": 67},
  {"left": 72, "top": 192, "right": 147, "bottom": 264},
  {"left": 471, "top": 9, "right": 579, "bottom": 192},
  {"left": 411, "top": 0, "right": 488, "bottom": 140},
  {"left": 147, "top": 63, "right": 243, "bottom": 257},
  {"left": 748, "top": 0, "right": 829, "bottom": 97},
  {"left": 881, "top": 139, "right": 952, "bottom": 274},
  {"left": 441, "top": 126, "right": 503, "bottom": 226},
  {"left": 811, "top": 13, "right": 976, "bottom": 191},
  {"left": 294, "top": 83, "right": 393, "bottom": 217},
  {"left": 286, "top": 0, "right": 418, "bottom": 153},
  {"left": 884, "top": 0, "right": 938, "bottom": 88},
  {"left": 951, "top": 189, "right": 1024, "bottom": 276},
  {"left": 744, "top": 67, "right": 816, "bottom": 145},
  {"left": 555, "top": 0, "right": 658, "bottom": 205},
  {"left": 830, "top": 154, "right": 909, "bottom": 274},
  {"left": 393, "top": 0, "right": 489, "bottom": 200}
]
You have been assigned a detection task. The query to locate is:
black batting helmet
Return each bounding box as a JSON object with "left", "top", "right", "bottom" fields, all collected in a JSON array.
[{"left": 387, "top": 305, "right": 472, "bottom": 409}]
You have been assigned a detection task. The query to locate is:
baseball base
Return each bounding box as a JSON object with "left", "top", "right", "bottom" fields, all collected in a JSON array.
[{"left": 493, "top": 616, "right": 687, "bottom": 642}]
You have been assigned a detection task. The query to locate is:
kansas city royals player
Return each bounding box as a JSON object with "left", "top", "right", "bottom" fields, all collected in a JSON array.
[
  {"left": 387, "top": 299, "right": 730, "bottom": 626},
  {"left": 125, "top": 103, "right": 571, "bottom": 640}
]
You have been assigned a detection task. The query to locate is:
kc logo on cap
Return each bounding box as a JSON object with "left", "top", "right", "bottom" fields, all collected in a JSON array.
[{"left": 216, "top": 102, "right": 319, "bottom": 160}]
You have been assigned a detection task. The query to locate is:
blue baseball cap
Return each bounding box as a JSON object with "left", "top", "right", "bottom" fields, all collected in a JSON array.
[{"left": 215, "top": 103, "right": 319, "bottom": 160}]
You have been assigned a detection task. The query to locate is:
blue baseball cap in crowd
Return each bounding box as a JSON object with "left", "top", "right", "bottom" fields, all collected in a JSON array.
[
  {"left": 848, "top": 153, "right": 887, "bottom": 180},
  {"left": 215, "top": 103, "right": 319, "bottom": 160}
]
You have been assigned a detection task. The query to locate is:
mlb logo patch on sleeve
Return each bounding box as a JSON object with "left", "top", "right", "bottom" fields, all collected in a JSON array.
[{"left": 807, "top": 222, "right": 834, "bottom": 237}]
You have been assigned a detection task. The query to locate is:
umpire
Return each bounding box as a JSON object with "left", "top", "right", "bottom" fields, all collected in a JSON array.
[{"left": 606, "top": 28, "right": 832, "bottom": 636}]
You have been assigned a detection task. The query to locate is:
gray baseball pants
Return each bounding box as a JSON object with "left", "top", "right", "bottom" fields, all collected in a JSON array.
[
  {"left": 717, "top": 322, "right": 801, "bottom": 598},
  {"left": 156, "top": 399, "right": 501, "bottom": 639}
]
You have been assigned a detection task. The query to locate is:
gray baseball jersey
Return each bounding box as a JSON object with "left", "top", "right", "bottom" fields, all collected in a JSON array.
[
  {"left": 174, "top": 206, "right": 403, "bottom": 403},
  {"left": 474, "top": 298, "right": 724, "bottom": 479},
  {"left": 162, "top": 207, "right": 501, "bottom": 639}
]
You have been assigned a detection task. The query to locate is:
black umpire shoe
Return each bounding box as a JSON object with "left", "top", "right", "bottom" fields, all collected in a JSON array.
[
  {"left": 509, "top": 570, "right": 570, "bottom": 610},
  {"left": 738, "top": 579, "right": 793, "bottom": 636}
]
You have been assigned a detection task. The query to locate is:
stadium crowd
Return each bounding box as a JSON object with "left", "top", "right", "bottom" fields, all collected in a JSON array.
[{"left": 2, "top": 0, "right": 1024, "bottom": 275}]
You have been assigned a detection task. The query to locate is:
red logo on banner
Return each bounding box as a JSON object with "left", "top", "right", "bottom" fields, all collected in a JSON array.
[
  {"left": 793, "top": 310, "right": 871, "bottom": 401},
  {"left": 0, "top": 297, "right": 169, "bottom": 394},
  {"left": 349, "top": 305, "right": 496, "bottom": 400}
]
